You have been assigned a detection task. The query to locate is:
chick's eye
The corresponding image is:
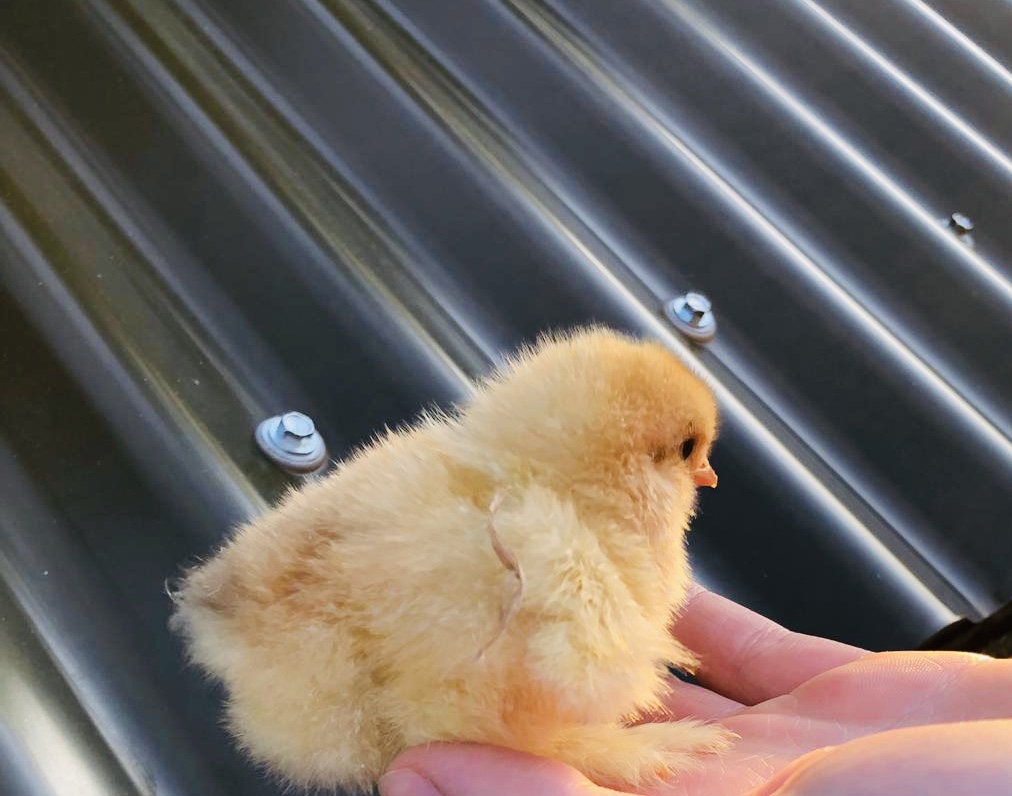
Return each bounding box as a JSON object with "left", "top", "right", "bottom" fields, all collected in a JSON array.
[{"left": 680, "top": 437, "right": 696, "bottom": 460}]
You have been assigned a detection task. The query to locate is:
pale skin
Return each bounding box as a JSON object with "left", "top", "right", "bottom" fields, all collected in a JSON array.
[{"left": 378, "top": 585, "right": 1012, "bottom": 796}]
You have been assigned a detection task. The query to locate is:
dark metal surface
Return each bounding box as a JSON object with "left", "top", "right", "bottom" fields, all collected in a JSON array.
[{"left": 1, "top": 1, "right": 1009, "bottom": 793}]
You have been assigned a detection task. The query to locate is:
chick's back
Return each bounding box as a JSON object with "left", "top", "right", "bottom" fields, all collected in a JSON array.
[{"left": 171, "top": 327, "right": 727, "bottom": 793}]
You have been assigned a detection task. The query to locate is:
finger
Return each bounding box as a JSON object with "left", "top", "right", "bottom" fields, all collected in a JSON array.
[
  {"left": 779, "top": 650, "right": 1012, "bottom": 726},
  {"left": 672, "top": 585, "right": 867, "bottom": 704},
  {"left": 745, "top": 720, "right": 1012, "bottom": 796},
  {"left": 381, "top": 743, "right": 620, "bottom": 796}
]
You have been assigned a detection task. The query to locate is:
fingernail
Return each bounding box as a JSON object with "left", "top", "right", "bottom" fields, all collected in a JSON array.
[{"left": 378, "top": 769, "right": 443, "bottom": 796}]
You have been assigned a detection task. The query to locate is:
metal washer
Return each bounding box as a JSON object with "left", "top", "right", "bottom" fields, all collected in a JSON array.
[{"left": 255, "top": 413, "right": 329, "bottom": 474}]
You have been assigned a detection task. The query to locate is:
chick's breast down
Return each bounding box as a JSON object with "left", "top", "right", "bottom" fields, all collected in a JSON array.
[{"left": 171, "top": 328, "right": 731, "bottom": 792}]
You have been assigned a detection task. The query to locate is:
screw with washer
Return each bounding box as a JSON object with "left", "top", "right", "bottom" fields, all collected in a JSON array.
[
  {"left": 255, "top": 410, "right": 328, "bottom": 474},
  {"left": 664, "top": 291, "right": 717, "bottom": 342},
  {"left": 948, "top": 212, "right": 974, "bottom": 236}
]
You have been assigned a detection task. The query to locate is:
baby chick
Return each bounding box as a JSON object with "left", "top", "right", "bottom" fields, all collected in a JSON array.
[{"left": 171, "top": 327, "right": 728, "bottom": 793}]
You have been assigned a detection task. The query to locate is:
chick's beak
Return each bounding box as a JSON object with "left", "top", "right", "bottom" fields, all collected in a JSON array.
[{"left": 692, "top": 460, "right": 718, "bottom": 488}]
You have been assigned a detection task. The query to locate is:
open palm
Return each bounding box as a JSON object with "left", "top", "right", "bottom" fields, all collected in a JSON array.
[
  {"left": 650, "top": 587, "right": 1011, "bottom": 796},
  {"left": 381, "top": 587, "right": 1012, "bottom": 796}
]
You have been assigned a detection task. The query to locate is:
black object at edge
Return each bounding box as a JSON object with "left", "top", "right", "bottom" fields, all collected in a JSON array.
[{"left": 919, "top": 601, "right": 1012, "bottom": 658}]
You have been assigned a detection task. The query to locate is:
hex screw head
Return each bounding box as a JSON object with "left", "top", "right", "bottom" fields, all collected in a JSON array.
[
  {"left": 664, "top": 291, "right": 716, "bottom": 342},
  {"left": 677, "top": 292, "right": 712, "bottom": 325},
  {"left": 256, "top": 411, "right": 328, "bottom": 474},
  {"left": 948, "top": 212, "right": 974, "bottom": 235},
  {"left": 275, "top": 411, "right": 316, "bottom": 453}
]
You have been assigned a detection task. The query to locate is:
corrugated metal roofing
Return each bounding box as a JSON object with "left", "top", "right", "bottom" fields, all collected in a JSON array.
[{"left": 1, "top": 1, "right": 1010, "bottom": 793}]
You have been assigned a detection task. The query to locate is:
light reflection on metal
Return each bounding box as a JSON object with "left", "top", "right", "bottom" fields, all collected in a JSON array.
[{"left": 0, "top": 582, "right": 137, "bottom": 796}]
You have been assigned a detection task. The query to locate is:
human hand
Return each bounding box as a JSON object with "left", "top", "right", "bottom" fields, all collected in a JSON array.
[{"left": 378, "top": 585, "right": 1012, "bottom": 796}]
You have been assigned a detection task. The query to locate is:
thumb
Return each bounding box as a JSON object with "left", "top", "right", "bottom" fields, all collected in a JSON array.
[
  {"left": 378, "top": 743, "right": 617, "bottom": 796},
  {"left": 748, "top": 720, "right": 1012, "bottom": 796}
]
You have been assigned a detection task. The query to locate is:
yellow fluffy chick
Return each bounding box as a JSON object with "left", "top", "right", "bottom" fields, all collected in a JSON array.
[{"left": 171, "top": 327, "right": 729, "bottom": 793}]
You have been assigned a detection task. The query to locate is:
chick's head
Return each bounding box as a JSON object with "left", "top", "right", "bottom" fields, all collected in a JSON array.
[{"left": 460, "top": 328, "right": 719, "bottom": 530}]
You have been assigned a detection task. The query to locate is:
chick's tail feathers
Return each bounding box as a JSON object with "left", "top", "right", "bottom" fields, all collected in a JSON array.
[
  {"left": 168, "top": 552, "right": 249, "bottom": 681},
  {"left": 170, "top": 548, "right": 398, "bottom": 793}
]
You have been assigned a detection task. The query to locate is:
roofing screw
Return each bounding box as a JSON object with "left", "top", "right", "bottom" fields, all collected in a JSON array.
[
  {"left": 948, "top": 212, "right": 974, "bottom": 235},
  {"left": 946, "top": 212, "right": 975, "bottom": 247},
  {"left": 255, "top": 411, "right": 328, "bottom": 474},
  {"left": 664, "top": 291, "right": 717, "bottom": 343}
]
